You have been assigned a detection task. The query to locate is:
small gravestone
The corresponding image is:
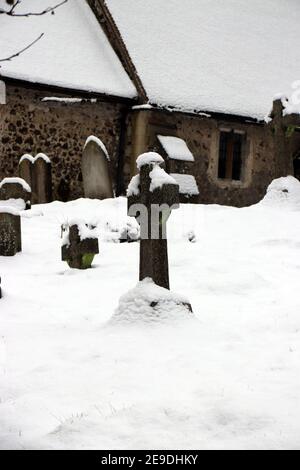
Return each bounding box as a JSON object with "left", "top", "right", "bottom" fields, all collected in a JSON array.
[
  {"left": 19, "top": 153, "right": 52, "bottom": 204},
  {"left": 19, "top": 154, "right": 34, "bottom": 187},
  {"left": 82, "top": 136, "right": 114, "bottom": 200},
  {"left": 62, "top": 223, "right": 99, "bottom": 269},
  {"left": 33, "top": 154, "right": 52, "bottom": 204},
  {"left": 0, "top": 208, "right": 22, "bottom": 256},
  {"left": 0, "top": 177, "right": 31, "bottom": 210}
]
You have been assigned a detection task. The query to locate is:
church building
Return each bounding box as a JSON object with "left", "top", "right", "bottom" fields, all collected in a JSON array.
[{"left": 0, "top": 0, "right": 299, "bottom": 206}]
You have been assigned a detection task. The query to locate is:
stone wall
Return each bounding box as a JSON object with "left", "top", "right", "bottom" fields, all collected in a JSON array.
[
  {"left": 0, "top": 83, "right": 127, "bottom": 200},
  {"left": 124, "top": 109, "right": 276, "bottom": 207},
  {"left": 1, "top": 84, "right": 281, "bottom": 208}
]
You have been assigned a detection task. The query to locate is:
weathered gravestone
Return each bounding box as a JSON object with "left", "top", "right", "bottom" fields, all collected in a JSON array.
[
  {"left": 19, "top": 153, "right": 52, "bottom": 204},
  {"left": 62, "top": 223, "right": 99, "bottom": 269},
  {"left": 19, "top": 154, "right": 34, "bottom": 187},
  {"left": 82, "top": 136, "right": 114, "bottom": 200},
  {"left": 127, "top": 152, "right": 180, "bottom": 290},
  {"left": 0, "top": 177, "right": 31, "bottom": 210},
  {"left": 0, "top": 208, "right": 22, "bottom": 256},
  {"left": 33, "top": 154, "right": 52, "bottom": 204}
]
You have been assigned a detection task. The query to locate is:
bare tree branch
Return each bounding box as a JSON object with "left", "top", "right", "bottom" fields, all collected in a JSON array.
[
  {"left": 0, "top": 0, "right": 68, "bottom": 17},
  {"left": 0, "top": 33, "right": 44, "bottom": 64},
  {"left": 0, "top": 0, "right": 68, "bottom": 66},
  {"left": 8, "top": 0, "right": 21, "bottom": 15}
]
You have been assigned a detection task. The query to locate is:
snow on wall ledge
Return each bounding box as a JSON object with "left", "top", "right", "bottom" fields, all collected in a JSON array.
[{"left": 106, "top": 0, "right": 300, "bottom": 119}]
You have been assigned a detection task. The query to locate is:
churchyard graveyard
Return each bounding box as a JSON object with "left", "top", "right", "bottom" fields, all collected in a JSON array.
[{"left": 1, "top": 146, "right": 300, "bottom": 449}]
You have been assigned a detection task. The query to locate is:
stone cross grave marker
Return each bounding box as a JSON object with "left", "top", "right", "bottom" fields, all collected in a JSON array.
[
  {"left": 82, "top": 136, "right": 114, "bottom": 200},
  {"left": 0, "top": 208, "right": 22, "bottom": 256},
  {"left": 62, "top": 223, "right": 99, "bottom": 269},
  {"left": 127, "top": 152, "right": 180, "bottom": 290}
]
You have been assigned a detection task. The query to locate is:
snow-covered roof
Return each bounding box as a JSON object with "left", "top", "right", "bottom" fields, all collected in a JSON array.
[
  {"left": 106, "top": 0, "right": 300, "bottom": 119},
  {"left": 0, "top": 0, "right": 137, "bottom": 99},
  {"left": 157, "top": 135, "right": 194, "bottom": 162}
]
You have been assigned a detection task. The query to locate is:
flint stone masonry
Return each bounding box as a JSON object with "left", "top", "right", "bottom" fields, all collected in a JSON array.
[
  {"left": 0, "top": 210, "right": 22, "bottom": 256},
  {"left": 62, "top": 224, "right": 99, "bottom": 270},
  {"left": 1, "top": 82, "right": 290, "bottom": 208},
  {"left": 123, "top": 108, "right": 277, "bottom": 207},
  {"left": 0, "top": 83, "right": 128, "bottom": 201}
]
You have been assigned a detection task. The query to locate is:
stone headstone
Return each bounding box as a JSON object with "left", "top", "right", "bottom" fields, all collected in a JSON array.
[
  {"left": 33, "top": 154, "right": 52, "bottom": 204},
  {"left": 19, "top": 154, "right": 34, "bottom": 187},
  {"left": 127, "top": 152, "right": 180, "bottom": 290},
  {"left": 19, "top": 153, "right": 52, "bottom": 205},
  {"left": 82, "top": 136, "right": 114, "bottom": 200},
  {"left": 0, "top": 177, "right": 31, "bottom": 210},
  {"left": 0, "top": 209, "right": 22, "bottom": 256},
  {"left": 62, "top": 224, "right": 99, "bottom": 269}
]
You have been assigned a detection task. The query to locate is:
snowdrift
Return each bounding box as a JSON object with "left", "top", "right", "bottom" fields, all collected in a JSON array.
[
  {"left": 112, "top": 278, "right": 193, "bottom": 324},
  {"left": 260, "top": 176, "right": 300, "bottom": 209}
]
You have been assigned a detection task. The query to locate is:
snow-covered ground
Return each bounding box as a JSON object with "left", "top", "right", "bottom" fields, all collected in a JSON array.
[{"left": 1, "top": 179, "right": 300, "bottom": 450}]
